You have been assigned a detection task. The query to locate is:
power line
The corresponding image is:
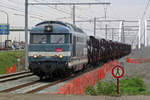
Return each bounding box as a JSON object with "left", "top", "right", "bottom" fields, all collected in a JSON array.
[
  {"left": 34, "top": 0, "right": 71, "bottom": 15},
  {"left": 6, "top": 0, "right": 71, "bottom": 19},
  {"left": 0, "top": 0, "right": 24, "bottom": 11},
  {"left": 0, "top": 4, "right": 24, "bottom": 13},
  {"left": 0, "top": 0, "right": 51, "bottom": 20},
  {"left": 138, "top": 0, "right": 150, "bottom": 48},
  {"left": 0, "top": 3, "right": 48, "bottom": 20},
  {"left": 141, "top": 0, "right": 150, "bottom": 20},
  {"left": 28, "top": 2, "right": 111, "bottom": 5},
  {"left": 33, "top": 0, "right": 90, "bottom": 20},
  {"left": 7, "top": 0, "right": 23, "bottom": 5}
]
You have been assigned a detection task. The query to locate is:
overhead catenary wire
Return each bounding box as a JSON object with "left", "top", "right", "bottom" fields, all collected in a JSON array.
[
  {"left": 1, "top": 0, "right": 24, "bottom": 9},
  {"left": 0, "top": 0, "right": 56, "bottom": 20},
  {"left": 0, "top": 0, "right": 109, "bottom": 32},
  {"left": 30, "top": 0, "right": 111, "bottom": 21},
  {"left": 0, "top": 4, "right": 48, "bottom": 20},
  {"left": 6, "top": 0, "right": 71, "bottom": 18},
  {"left": 140, "top": 0, "right": 150, "bottom": 44},
  {"left": 141, "top": 0, "right": 150, "bottom": 21},
  {"left": 33, "top": 0, "right": 92, "bottom": 21},
  {"left": 34, "top": 0, "right": 71, "bottom": 15},
  {"left": 134, "top": 0, "right": 150, "bottom": 48},
  {"left": 5, "top": 0, "right": 52, "bottom": 19},
  {"left": 1, "top": 0, "right": 111, "bottom": 23}
]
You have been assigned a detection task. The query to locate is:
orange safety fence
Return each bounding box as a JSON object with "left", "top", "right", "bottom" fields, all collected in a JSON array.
[
  {"left": 126, "top": 57, "right": 150, "bottom": 64},
  {"left": 6, "top": 64, "right": 16, "bottom": 74},
  {"left": 55, "top": 60, "right": 120, "bottom": 95}
]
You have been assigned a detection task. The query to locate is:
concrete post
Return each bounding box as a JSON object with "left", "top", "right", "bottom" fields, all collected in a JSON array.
[
  {"left": 119, "top": 21, "right": 123, "bottom": 42},
  {"left": 138, "top": 19, "right": 141, "bottom": 49},
  {"left": 145, "top": 20, "right": 148, "bottom": 47},
  {"left": 25, "top": 0, "right": 29, "bottom": 70}
]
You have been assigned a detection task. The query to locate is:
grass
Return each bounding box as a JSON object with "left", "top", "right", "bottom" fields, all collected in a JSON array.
[
  {"left": 85, "top": 76, "right": 150, "bottom": 96},
  {"left": 119, "top": 76, "right": 146, "bottom": 95},
  {"left": 0, "top": 51, "right": 25, "bottom": 74}
]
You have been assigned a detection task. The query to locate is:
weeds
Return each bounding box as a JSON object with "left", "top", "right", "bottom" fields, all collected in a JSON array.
[
  {"left": 0, "top": 51, "right": 24, "bottom": 74},
  {"left": 85, "top": 76, "right": 150, "bottom": 96}
]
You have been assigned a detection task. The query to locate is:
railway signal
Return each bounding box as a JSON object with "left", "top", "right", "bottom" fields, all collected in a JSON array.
[{"left": 112, "top": 65, "right": 125, "bottom": 96}]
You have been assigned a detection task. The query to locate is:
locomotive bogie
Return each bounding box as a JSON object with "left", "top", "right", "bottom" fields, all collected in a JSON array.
[{"left": 29, "top": 61, "right": 68, "bottom": 77}]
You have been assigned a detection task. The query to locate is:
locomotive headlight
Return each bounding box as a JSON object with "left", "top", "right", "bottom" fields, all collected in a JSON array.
[
  {"left": 45, "top": 25, "right": 52, "bottom": 32},
  {"left": 33, "top": 54, "right": 38, "bottom": 58},
  {"left": 59, "top": 54, "right": 63, "bottom": 58}
]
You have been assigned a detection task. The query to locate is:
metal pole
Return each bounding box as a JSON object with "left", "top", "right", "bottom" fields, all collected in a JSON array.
[
  {"left": 19, "top": 32, "right": 20, "bottom": 42},
  {"left": 6, "top": 12, "right": 9, "bottom": 40},
  {"left": 94, "top": 17, "right": 96, "bottom": 37},
  {"left": 117, "top": 78, "right": 119, "bottom": 96},
  {"left": 138, "top": 19, "right": 141, "bottom": 49},
  {"left": 119, "top": 21, "right": 123, "bottom": 42},
  {"left": 122, "top": 21, "right": 125, "bottom": 43},
  {"left": 28, "top": 2, "right": 111, "bottom": 5},
  {"left": 75, "top": 19, "right": 124, "bottom": 22},
  {"left": 73, "top": 5, "right": 75, "bottom": 25},
  {"left": 25, "top": 0, "right": 29, "bottom": 70},
  {"left": 145, "top": 20, "right": 148, "bottom": 47},
  {"left": 104, "top": 4, "right": 107, "bottom": 20},
  {"left": 112, "top": 28, "right": 114, "bottom": 41},
  {"left": 105, "top": 24, "right": 107, "bottom": 39}
]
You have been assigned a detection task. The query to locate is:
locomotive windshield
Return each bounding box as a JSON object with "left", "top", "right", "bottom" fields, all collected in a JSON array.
[
  {"left": 32, "top": 35, "right": 47, "bottom": 44},
  {"left": 30, "top": 34, "right": 70, "bottom": 44},
  {"left": 51, "top": 35, "right": 65, "bottom": 44}
]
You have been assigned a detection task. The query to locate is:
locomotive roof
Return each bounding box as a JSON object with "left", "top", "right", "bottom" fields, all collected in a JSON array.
[
  {"left": 30, "top": 21, "right": 85, "bottom": 34},
  {"left": 35, "top": 21, "right": 67, "bottom": 27}
]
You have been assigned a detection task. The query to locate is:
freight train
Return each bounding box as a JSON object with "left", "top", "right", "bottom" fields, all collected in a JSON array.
[{"left": 28, "top": 21, "right": 131, "bottom": 79}]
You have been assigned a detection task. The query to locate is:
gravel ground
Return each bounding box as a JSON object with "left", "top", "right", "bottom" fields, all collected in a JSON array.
[
  {"left": 0, "top": 75, "right": 39, "bottom": 91},
  {"left": 0, "top": 93, "right": 150, "bottom": 100},
  {"left": 104, "top": 47, "right": 150, "bottom": 90}
]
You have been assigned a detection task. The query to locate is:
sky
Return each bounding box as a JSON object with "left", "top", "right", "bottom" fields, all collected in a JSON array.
[
  {"left": 0, "top": 0, "right": 149, "bottom": 45},
  {"left": 111, "top": 0, "right": 145, "bottom": 6}
]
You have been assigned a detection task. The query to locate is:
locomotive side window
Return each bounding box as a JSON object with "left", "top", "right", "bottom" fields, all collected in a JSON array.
[
  {"left": 32, "top": 35, "right": 47, "bottom": 44},
  {"left": 51, "top": 35, "right": 65, "bottom": 44}
]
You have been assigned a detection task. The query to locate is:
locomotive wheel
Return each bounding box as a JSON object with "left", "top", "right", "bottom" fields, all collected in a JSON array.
[
  {"left": 38, "top": 74, "right": 44, "bottom": 80},
  {"left": 82, "top": 64, "right": 86, "bottom": 72},
  {"left": 57, "top": 69, "right": 70, "bottom": 79}
]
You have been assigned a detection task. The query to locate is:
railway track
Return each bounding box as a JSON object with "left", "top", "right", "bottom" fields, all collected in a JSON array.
[
  {"left": 0, "top": 65, "right": 96, "bottom": 94},
  {"left": 26, "top": 66, "right": 97, "bottom": 94},
  {"left": 6, "top": 65, "right": 99, "bottom": 94},
  {"left": 0, "top": 80, "right": 40, "bottom": 92},
  {"left": 0, "top": 74, "right": 73, "bottom": 94},
  {"left": 0, "top": 71, "right": 33, "bottom": 82}
]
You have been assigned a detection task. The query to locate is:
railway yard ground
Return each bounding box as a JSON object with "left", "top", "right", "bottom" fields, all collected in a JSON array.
[
  {"left": 104, "top": 47, "right": 150, "bottom": 90},
  {"left": 121, "top": 47, "right": 150, "bottom": 90},
  {"left": 1, "top": 93, "right": 150, "bottom": 100},
  {"left": 0, "top": 47, "right": 150, "bottom": 100}
]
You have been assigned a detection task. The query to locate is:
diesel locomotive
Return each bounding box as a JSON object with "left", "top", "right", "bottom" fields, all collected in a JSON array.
[
  {"left": 28, "top": 21, "right": 131, "bottom": 79},
  {"left": 29, "top": 21, "right": 88, "bottom": 79}
]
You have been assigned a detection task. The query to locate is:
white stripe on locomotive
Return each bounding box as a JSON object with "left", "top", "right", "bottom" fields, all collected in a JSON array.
[{"left": 28, "top": 51, "right": 71, "bottom": 56}]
